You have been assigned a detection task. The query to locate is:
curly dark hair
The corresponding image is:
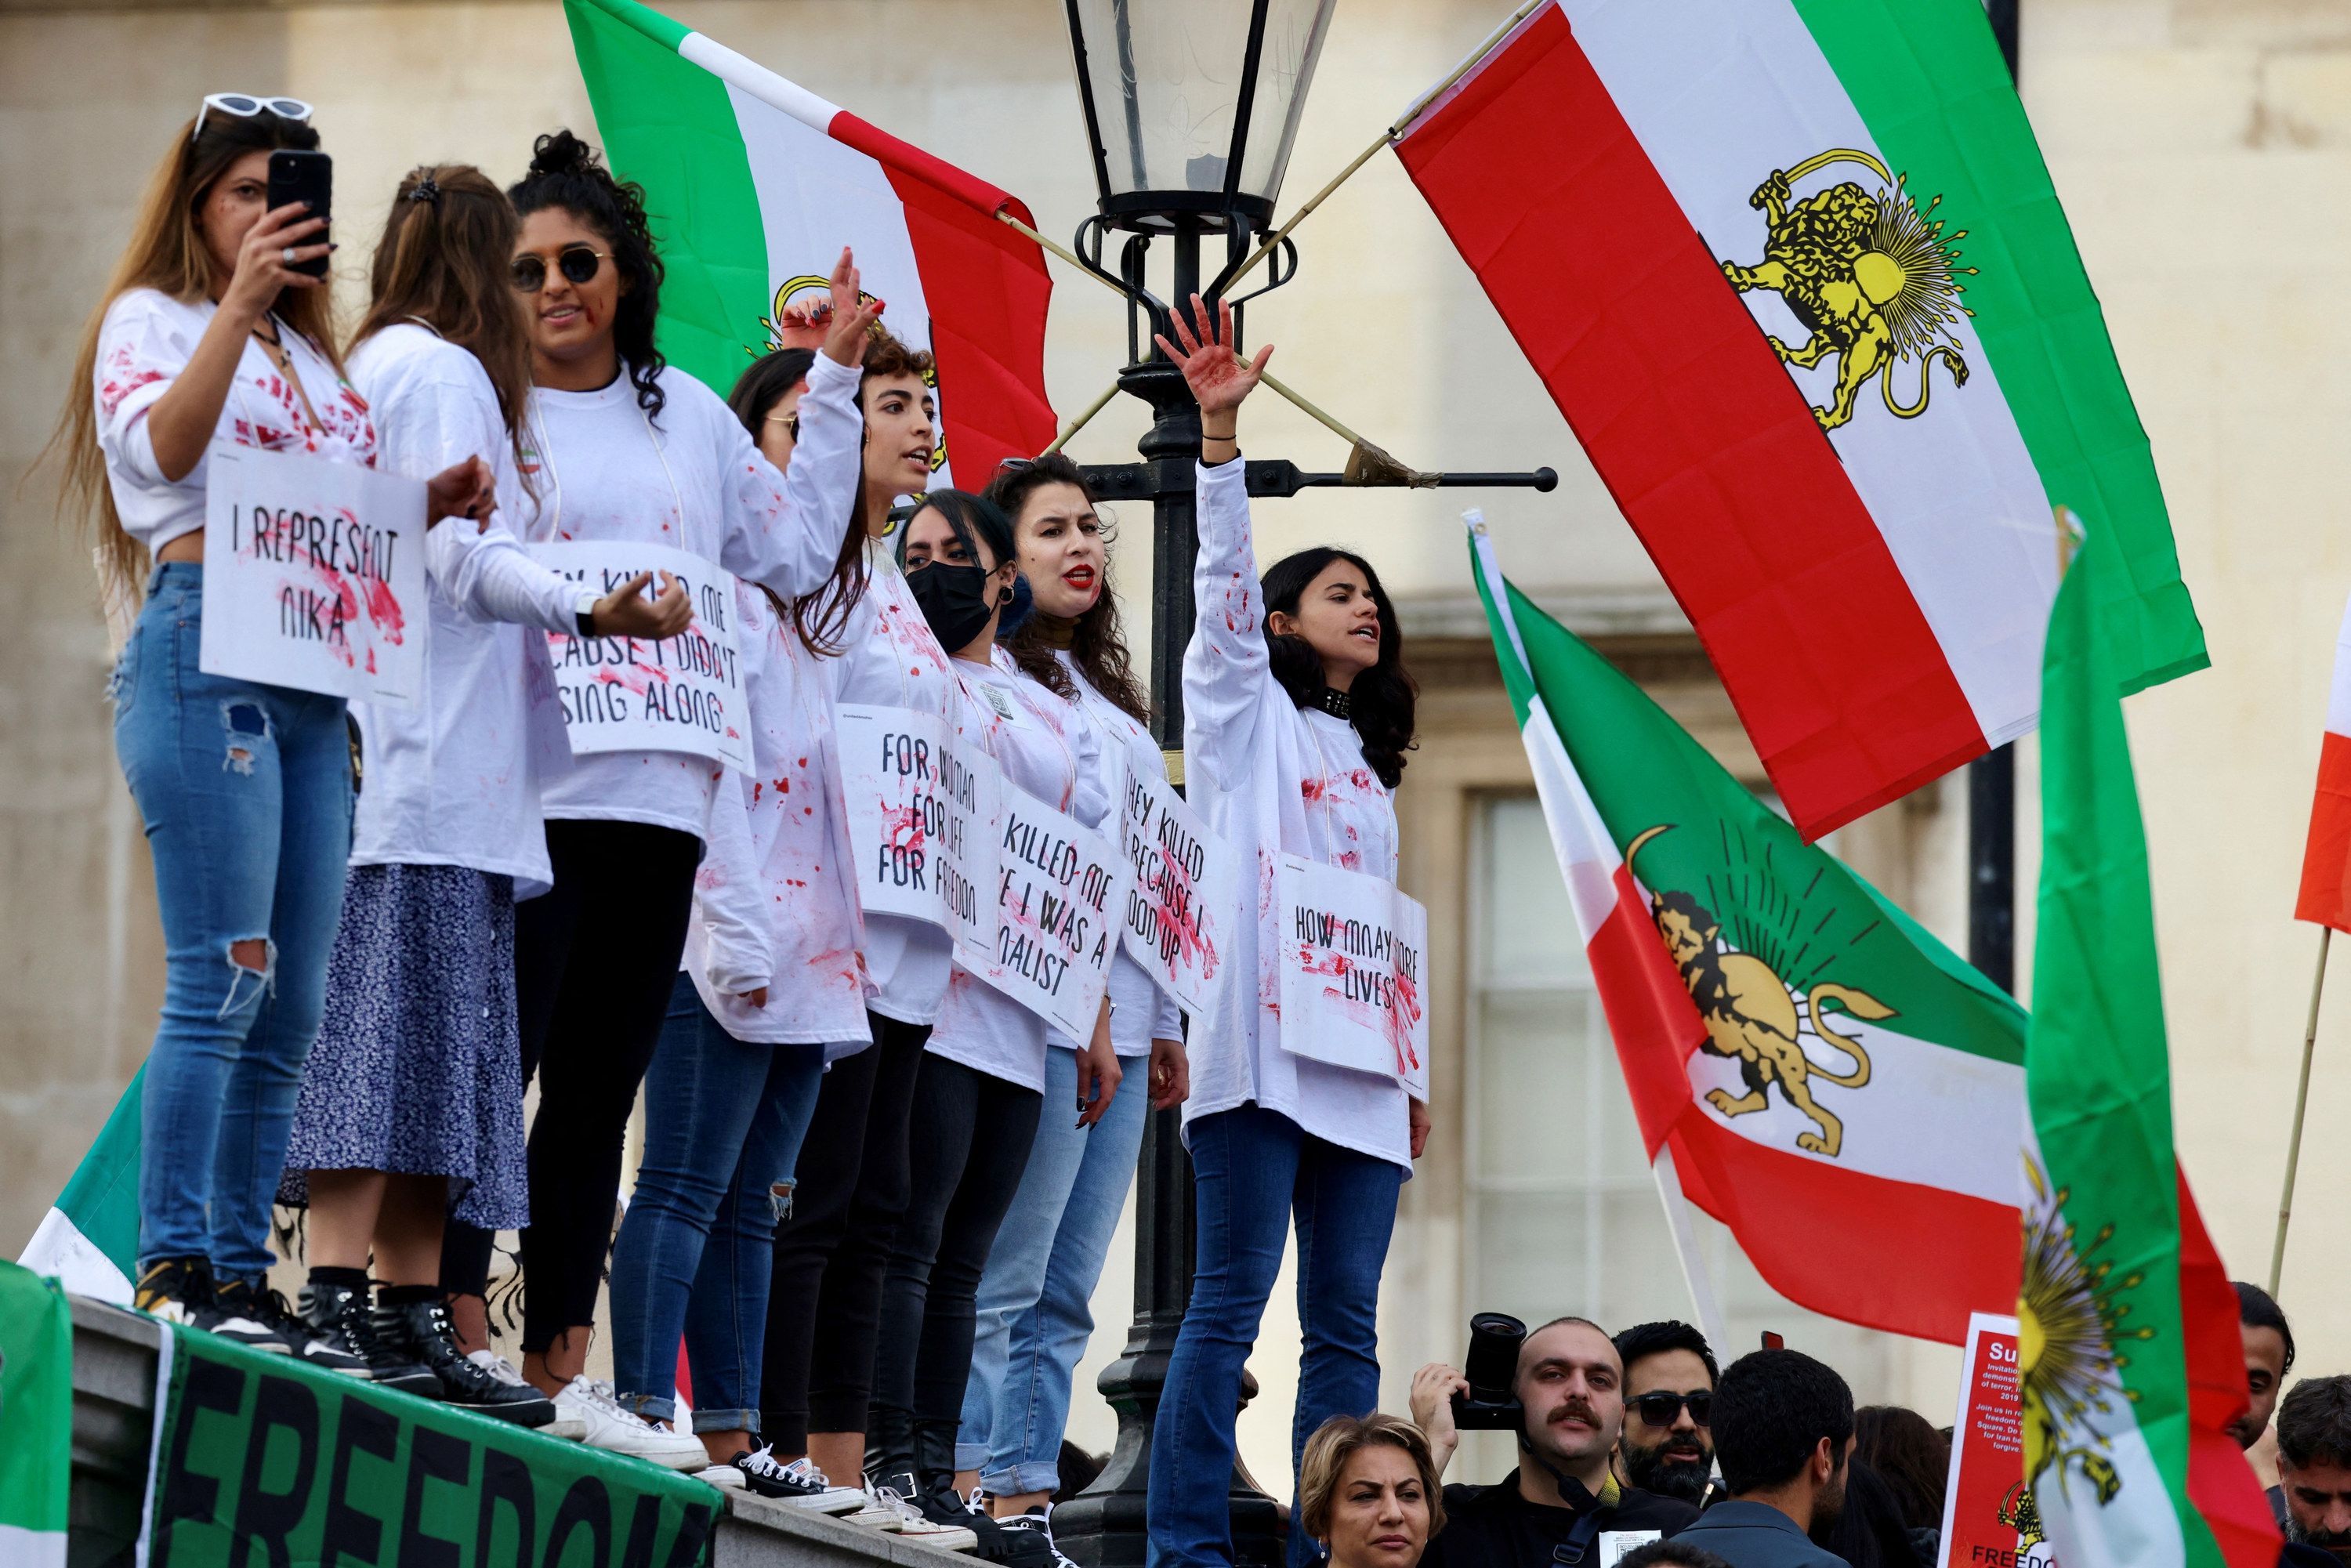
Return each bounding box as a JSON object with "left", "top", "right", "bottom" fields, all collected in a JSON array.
[
  {"left": 1261, "top": 548, "right": 1416, "bottom": 789},
  {"left": 508, "top": 130, "right": 666, "bottom": 421},
  {"left": 984, "top": 453, "right": 1150, "bottom": 725}
]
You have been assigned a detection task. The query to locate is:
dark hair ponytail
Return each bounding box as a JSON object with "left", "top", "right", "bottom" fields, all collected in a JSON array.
[
  {"left": 1261, "top": 547, "right": 1417, "bottom": 789},
  {"left": 509, "top": 130, "right": 665, "bottom": 421}
]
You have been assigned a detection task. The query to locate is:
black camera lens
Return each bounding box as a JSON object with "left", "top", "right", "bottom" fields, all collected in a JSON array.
[{"left": 1463, "top": 1312, "right": 1526, "bottom": 1403}]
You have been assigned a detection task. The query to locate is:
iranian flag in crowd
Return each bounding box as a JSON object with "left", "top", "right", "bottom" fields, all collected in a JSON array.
[
  {"left": 1465, "top": 520, "right": 2023, "bottom": 1345},
  {"left": 2295, "top": 589, "right": 2351, "bottom": 929},
  {"left": 1400, "top": 0, "right": 2204, "bottom": 841},
  {"left": 563, "top": 0, "right": 1056, "bottom": 482},
  {"left": 2023, "top": 527, "right": 2275, "bottom": 1568},
  {"left": 16, "top": 1069, "right": 139, "bottom": 1304},
  {"left": 0, "top": 1261, "right": 74, "bottom": 1568}
]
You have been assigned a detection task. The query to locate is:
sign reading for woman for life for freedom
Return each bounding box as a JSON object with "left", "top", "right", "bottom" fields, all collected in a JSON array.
[
  {"left": 835, "top": 704, "right": 1000, "bottom": 970},
  {"left": 1118, "top": 762, "right": 1237, "bottom": 1020},
  {"left": 201, "top": 447, "right": 429, "bottom": 706},
  {"left": 1277, "top": 856, "right": 1430, "bottom": 1097},
  {"left": 991, "top": 789, "right": 1130, "bottom": 1038},
  {"left": 530, "top": 541, "right": 747, "bottom": 772}
]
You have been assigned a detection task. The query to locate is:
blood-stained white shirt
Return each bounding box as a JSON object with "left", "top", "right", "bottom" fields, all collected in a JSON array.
[
  {"left": 1182, "top": 455, "right": 1413, "bottom": 1174},
  {"left": 817, "top": 537, "right": 963, "bottom": 1025},
  {"left": 520, "top": 353, "right": 860, "bottom": 845},
  {"left": 925, "top": 647, "right": 1105, "bottom": 1094},
  {"left": 94, "top": 288, "right": 375, "bottom": 556},
  {"left": 686, "top": 582, "right": 872, "bottom": 1048}
]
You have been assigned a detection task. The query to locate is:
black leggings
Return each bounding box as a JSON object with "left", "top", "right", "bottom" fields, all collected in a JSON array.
[
  {"left": 874, "top": 1053, "right": 1042, "bottom": 1429},
  {"left": 760, "top": 1012, "right": 929, "bottom": 1449},
  {"left": 438, "top": 819, "right": 698, "bottom": 1352}
]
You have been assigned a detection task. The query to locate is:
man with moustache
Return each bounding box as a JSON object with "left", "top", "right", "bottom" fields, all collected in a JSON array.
[
  {"left": 1613, "top": 1321, "right": 1720, "bottom": 1508},
  {"left": 2278, "top": 1377, "right": 2351, "bottom": 1564},
  {"left": 1411, "top": 1317, "right": 1699, "bottom": 1568},
  {"left": 1670, "top": 1349, "right": 1853, "bottom": 1568}
]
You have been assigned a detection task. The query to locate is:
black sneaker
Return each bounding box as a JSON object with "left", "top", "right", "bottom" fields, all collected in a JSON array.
[
  {"left": 912, "top": 1487, "right": 1049, "bottom": 1567},
  {"left": 206, "top": 1279, "right": 370, "bottom": 1376},
  {"left": 299, "top": 1279, "right": 440, "bottom": 1397},
  {"left": 374, "top": 1297, "right": 555, "bottom": 1427},
  {"left": 134, "top": 1256, "right": 213, "bottom": 1328},
  {"left": 729, "top": 1447, "right": 865, "bottom": 1511},
  {"left": 996, "top": 1508, "right": 1079, "bottom": 1568}
]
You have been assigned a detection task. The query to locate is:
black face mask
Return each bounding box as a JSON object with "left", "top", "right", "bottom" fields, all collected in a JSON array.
[{"left": 907, "top": 562, "right": 995, "bottom": 651}]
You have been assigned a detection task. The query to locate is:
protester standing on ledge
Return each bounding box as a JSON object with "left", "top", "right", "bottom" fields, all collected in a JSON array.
[
  {"left": 1410, "top": 1316, "right": 1699, "bottom": 1568},
  {"left": 1147, "top": 295, "right": 1430, "bottom": 1568},
  {"left": 1671, "top": 1349, "right": 1857, "bottom": 1568}
]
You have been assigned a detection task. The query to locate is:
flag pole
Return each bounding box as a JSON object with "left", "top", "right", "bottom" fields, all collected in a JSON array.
[
  {"left": 2269, "top": 925, "right": 2332, "bottom": 1295},
  {"left": 1653, "top": 1148, "right": 1729, "bottom": 1356}
]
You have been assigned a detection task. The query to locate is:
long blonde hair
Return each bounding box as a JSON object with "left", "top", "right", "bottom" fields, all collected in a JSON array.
[{"left": 41, "top": 109, "right": 338, "bottom": 606}]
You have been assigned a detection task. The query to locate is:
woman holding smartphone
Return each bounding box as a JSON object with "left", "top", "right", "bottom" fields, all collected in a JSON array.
[
  {"left": 430, "top": 132, "right": 872, "bottom": 1461},
  {"left": 50, "top": 99, "right": 487, "bottom": 1353},
  {"left": 1147, "top": 299, "right": 1429, "bottom": 1568},
  {"left": 277, "top": 164, "right": 689, "bottom": 1423}
]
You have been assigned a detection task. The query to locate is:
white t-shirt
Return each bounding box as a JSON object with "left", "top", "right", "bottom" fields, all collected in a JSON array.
[
  {"left": 685, "top": 581, "right": 873, "bottom": 1048},
  {"left": 1048, "top": 649, "right": 1183, "bottom": 1057},
  {"left": 817, "top": 538, "right": 964, "bottom": 1026},
  {"left": 925, "top": 648, "right": 1106, "bottom": 1093},
  {"left": 519, "top": 354, "right": 862, "bottom": 843},
  {"left": 1182, "top": 456, "right": 1414, "bottom": 1174},
  {"left": 346, "top": 324, "right": 578, "bottom": 896},
  {"left": 95, "top": 289, "right": 375, "bottom": 556}
]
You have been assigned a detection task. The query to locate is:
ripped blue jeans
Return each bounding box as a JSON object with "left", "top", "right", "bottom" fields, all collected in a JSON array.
[{"left": 114, "top": 563, "right": 352, "bottom": 1281}]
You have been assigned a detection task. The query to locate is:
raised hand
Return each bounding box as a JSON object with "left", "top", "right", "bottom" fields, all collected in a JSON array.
[
  {"left": 819, "top": 246, "right": 885, "bottom": 369},
  {"left": 591, "top": 570, "right": 694, "bottom": 639},
  {"left": 1154, "top": 294, "right": 1272, "bottom": 419}
]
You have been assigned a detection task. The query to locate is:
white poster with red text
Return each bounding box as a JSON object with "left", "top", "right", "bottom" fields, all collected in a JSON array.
[
  {"left": 531, "top": 541, "right": 748, "bottom": 771},
  {"left": 1937, "top": 1313, "right": 2052, "bottom": 1568},
  {"left": 1275, "top": 855, "right": 1429, "bottom": 1096},
  {"left": 1117, "top": 761, "right": 1237, "bottom": 1021},
  {"left": 835, "top": 702, "right": 999, "bottom": 969},
  {"left": 986, "top": 787, "right": 1128, "bottom": 1038}
]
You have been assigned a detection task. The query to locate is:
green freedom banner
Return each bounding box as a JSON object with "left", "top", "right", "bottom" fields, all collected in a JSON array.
[
  {"left": 144, "top": 1326, "right": 715, "bottom": 1566},
  {"left": 0, "top": 1261, "right": 73, "bottom": 1567}
]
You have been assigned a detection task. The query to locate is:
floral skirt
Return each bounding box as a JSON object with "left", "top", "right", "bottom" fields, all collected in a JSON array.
[{"left": 278, "top": 862, "right": 528, "bottom": 1230}]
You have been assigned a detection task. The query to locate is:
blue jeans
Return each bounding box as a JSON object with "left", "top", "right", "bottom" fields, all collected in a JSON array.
[
  {"left": 115, "top": 563, "right": 353, "bottom": 1280},
  {"left": 1146, "top": 1105, "right": 1402, "bottom": 1568},
  {"left": 610, "top": 973, "right": 827, "bottom": 1432},
  {"left": 958, "top": 1045, "right": 1147, "bottom": 1492}
]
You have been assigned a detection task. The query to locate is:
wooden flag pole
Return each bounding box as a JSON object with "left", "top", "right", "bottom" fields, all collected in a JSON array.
[{"left": 2269, "top": 925, "right": 2332, "bottom": 1295}]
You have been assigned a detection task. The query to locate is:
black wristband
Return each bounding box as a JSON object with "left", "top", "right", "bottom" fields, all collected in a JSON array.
[{"left": 576, "top": 607, "right": 598, "bottom": 638}]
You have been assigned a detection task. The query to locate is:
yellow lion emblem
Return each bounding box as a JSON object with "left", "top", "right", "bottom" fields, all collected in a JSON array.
[
  {"left": 1628, "top": 825, "right": 1893, "bottom": 1158},
  {"left": 1718, "top": 149, "right": 1979, "bottom": 433},
  {"left": 760, "top": 275, "right": 947, "bottom": 474}
]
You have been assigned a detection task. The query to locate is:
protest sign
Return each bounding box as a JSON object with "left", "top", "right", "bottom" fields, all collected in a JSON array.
[
  {"left": 531, "top": 541, "right": 747, "bottom": 772},
  {"left": 1276, "top": 856, "right": 1430, "bottom": 1096},
  {"left": 835, "top": 703, "right": 999, "bottom": 968},
  {"left": 1117, "top": 761, "right": 1237, "bottom": 1021},
  {"left": 142, "top": 1322, "right": 713, "bottom": 1568},
  {"left": 201, "top": 447, "right": 428, "bottom": 706},
  {"left": 988, "top": 787, "right": 1128, "bottom": 1037},
  {"left": 1937, "top": 1313, "right": 2051, "bottom": 1568}
]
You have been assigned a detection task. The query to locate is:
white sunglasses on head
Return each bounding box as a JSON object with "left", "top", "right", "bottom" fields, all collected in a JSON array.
[{"left": 193, "top": 93, "right": 314, "bottom": 142}]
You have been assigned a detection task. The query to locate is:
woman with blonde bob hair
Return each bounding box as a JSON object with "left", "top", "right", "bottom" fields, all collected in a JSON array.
[
  {"left": 1299, "top": 1413, "right": 1445, "bottom": 1568},
  {"left": 46, "top": 100, "right": 490, "bottom": 1353}
]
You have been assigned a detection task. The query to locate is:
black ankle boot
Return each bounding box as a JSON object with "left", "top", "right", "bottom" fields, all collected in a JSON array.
[
  {"left": 864, "top": 1403, "right": 918, "bottom": 1498},
  {"left": 373, "top": 1296, "right": 556, "bottom": 1427},
  {"left": 915, "top": 1419, "right": 1049, "bottom": 1566},
  {"left": 912, "top": 1418, "right": 965, "bottom": 1510},
  {"left": 298, "top": 1276, "right": 439, "bottom": 1397}
]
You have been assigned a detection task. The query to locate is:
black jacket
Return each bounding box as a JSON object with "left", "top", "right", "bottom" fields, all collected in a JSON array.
[{"left": 1422, "top": 1471, "right": 1701, "bottom": 1568}]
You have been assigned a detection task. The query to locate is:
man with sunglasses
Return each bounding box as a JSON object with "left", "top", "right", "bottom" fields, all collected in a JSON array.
[
  {"left": 1613, "top": 1321, "right": 1721, "bottom": 1508},
  {"left": 1411, "top": 1318, "right": 1701, "bottom": 1568}
]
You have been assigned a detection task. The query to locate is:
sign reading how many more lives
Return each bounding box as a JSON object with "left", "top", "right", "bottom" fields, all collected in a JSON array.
[
  {"left": 1936, "top": 1313, "right": 2053, "bottom": 1568},
  {"left": 531, "top": 541, "right": 748, "bottom": 772},
  {"left": 835, "top": 704, "right": 999, "bottom": 970},
  {"left": 1277, "top": 856, "right": 1431, "bottom": 1097},
  {"left": 1118, "top": 761, "right": 1238, "bottom": 1020},
  {"left": 201, "top": 447, "right": 429, "bottom": 708},
  {"left": 990, "top": 788, "right": 1130, "bottom": 1038}
]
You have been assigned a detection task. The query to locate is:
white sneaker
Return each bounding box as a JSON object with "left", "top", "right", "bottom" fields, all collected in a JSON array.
[
  {"left": 468, "top": 1351, "right": 587, "bottom": 1440},
  {"left": 842, "top": 1487, "right": 909, "bottom": 1532},
  {"left": 694, "top": 1462, "right": 748, "bottom": 1490},
  {"left": 871, "top": 1486, "right": 977, "bottom": 1551},
  {"left": 553, "top": 1378, "right": 708, "bottom": 1471}
]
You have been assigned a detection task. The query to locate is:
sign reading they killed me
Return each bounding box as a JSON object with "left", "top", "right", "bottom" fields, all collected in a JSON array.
[
  {"left": 1118, "top": 760, "right": 1236, "bottom": 1021},
  {"left": 531, "top": 540, "right": 747, "bottom": 772},
  {"left": 1276, "top": 855, "right": 1430, "bottom": 1096},
  {"left": 835, "top": 703, "right": 999, "bottom": 970},
  {"left": 988, "top": 787, "right": 1128, "bottom": 1037},
  {"left": 201, "top": 447, "right": 429, "bottom": 707}
]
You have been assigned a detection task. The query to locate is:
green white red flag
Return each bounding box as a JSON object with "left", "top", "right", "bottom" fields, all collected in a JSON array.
[
  {"left": 2295, "top": 589, "right": 2351, "bottom": 929},
  {"left": 564, "top": 0, "right": 1056, "bottom": 481},
  {"left": 1466, "top": 516, "right": 2023, "bottom": 1345},
  {"left": 2023, "top": 527, "right": 2277, "bottom": 1568},
  {"left": 1400, "top": 0, "right": 2204, "bottom": 841},
  {"left": 16, "top": 1068, "right": 140, "bottom": 1305}
]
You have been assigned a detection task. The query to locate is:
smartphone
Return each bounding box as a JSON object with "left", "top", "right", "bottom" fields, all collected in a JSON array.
[
  {"left": 266, "top": 150, "right": 332, "bottom": 279},
  {"left": 1762, "top": 1331, "right": 1786, "bottom": 1350}
]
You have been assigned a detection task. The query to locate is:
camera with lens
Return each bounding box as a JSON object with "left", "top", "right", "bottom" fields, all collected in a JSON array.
[{"left": 1449, "top": 1312, "right": 1528, "bottom": 1431}]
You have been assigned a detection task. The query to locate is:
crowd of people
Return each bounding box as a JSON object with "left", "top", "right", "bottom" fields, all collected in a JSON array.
[{"left": 53, "top": 99, "right": 1425, "bottom": 1567}]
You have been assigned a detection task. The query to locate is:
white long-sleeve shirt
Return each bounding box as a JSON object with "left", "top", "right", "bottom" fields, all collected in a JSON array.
[
  {"left": 1047, "top": 649, "right": 1183, "bottom": 1056},
  {"left": 817, "top": 538, "right": 964, "bottom": 1025},
  {"left": 1182, "top": 456, "right": 1413, "bottom": 1173},
  {"left": 685, "top": 581, "right": 872, "bottom": 1048},
  {"left": 346, "top": 324, "right": 578, "bottom": 896},
  {"left": 925, "top": 648, "right": 1106, "bottom": 1093},
  {"left": 520, "top": 353, "right": 862, "bottom": 843}
]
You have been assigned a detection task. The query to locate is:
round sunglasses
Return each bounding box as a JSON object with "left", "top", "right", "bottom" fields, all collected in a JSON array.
[
  {"left": 1631, "top": 1391, "right": 1713, "bottom": 1429},
  {"left": 194, "top": 93, "right": 313, "bottom": 143},
  {"left": 510, "top": 246, "right": 613, "bottom": 294}
]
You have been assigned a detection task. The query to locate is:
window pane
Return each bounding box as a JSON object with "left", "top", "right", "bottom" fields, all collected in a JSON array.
[{"left": 1482, "top": 796, "right": 1587, "bottom": 984}]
